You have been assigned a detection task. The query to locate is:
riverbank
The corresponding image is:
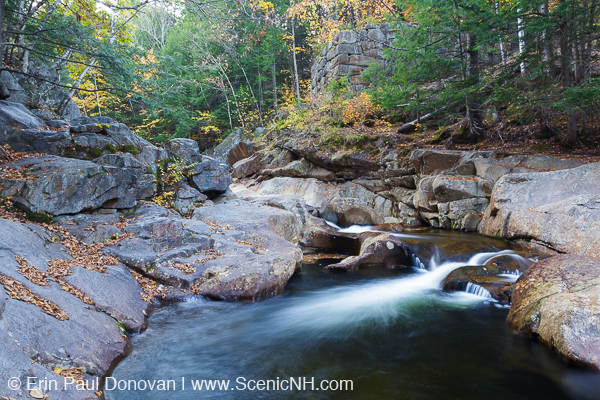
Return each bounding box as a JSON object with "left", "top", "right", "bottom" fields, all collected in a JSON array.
[{"left": 1, "top": 102, "right": 600, "bottom": 398}]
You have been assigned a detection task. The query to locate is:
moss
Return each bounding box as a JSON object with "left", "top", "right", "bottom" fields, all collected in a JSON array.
[
  {"left": 63, "top": 147, "right": 75, "bottom": 158},
  {"left": 102, "top": 143, "right": 117, "bottom": 154},
  {"left": 532, "top": 143, "right": 549, "bottom": 152},
  {"left": 87, "top": 148, "right": 103, "bottom": 159},
  {"left": 25, "top": 212, "right": 54, "bottom": 224},
  {"left": 120, "top": 144, "right": 139, "bottom": 155}
]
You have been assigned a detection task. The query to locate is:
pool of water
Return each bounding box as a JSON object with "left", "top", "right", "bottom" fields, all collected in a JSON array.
[{"left": 107, "top": 231, "right": 600, "bottom": 400}]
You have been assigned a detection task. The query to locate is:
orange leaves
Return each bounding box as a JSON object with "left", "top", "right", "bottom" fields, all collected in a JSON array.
[
  {"left": 130, "top": 270, "right": 166, "bottom": 303},
  {"left": 0, "top": 274, "right": 69, "bottom": 321},
  {"left": 172, "top": 262, "right": 196, "bottom": 275},
  {"left": 236, "top": 240, "right": 267, "bottom": 252},
  {"left": 15, "top": 255, "right": 50, "bottom": 286},
  {"left": 196, "top": 249, "right": 225, "bottom": 264}
]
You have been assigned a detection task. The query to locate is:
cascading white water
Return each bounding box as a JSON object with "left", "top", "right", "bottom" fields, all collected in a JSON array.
[
  {"left": 270, "top": 250, "right": 516, "bottom": 334},
  {"left": 465, "top": 282, "right": 493, "bottom": 298}
]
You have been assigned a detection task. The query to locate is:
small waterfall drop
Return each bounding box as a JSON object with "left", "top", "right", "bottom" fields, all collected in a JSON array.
[{"left": 465, "top": 282, "right": 493, "bottom": 298}]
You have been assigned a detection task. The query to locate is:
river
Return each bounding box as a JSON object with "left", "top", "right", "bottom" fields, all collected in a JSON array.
[{"left": 107, "top": 230, "right": 600, "bottom": 399}]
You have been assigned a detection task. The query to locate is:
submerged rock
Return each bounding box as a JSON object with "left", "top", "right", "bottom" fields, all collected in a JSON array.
[{"left": 507, "top": 255, "right": 600, "bottom": 369}]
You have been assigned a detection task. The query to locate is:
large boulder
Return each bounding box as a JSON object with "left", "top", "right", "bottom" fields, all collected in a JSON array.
[
  {"left": 262, "top": 158, "right": 338, "bottom": 182},
  {"left": 0, "top": 101, "right": 45, "bottom": 148},
  {"left": 163, "top": 138, "right": 202, "bottom": 163},
  {"left": 474, "top": 155, "right": 583, "bottom": 183},
  {"left": 325, "top": 233, "right": 410, "bottom": 271},
  {"left": 0, "top": 218, "right": 149, "bottom": 399},
  {"left": 479, "top": 162, "right": 600, "bottom": 257},
  {"left": 70, "top": 117, "right": 168, "bottom": 164},
  {"left": 188, "top": 155, "right": 232, "bottom": 194},
  {"left": 0, "top": 155, "right": 155, "bottom": 215},
  {"left": 507, "top": 255, "right": 600, "bottom": 369},
  {"left": 105, "top": 201, "right": 304, "bottom": 301},
  {"left": 321, "top": 197, "right": 384, "bottom": 227},
  {"left": 248, "top": 177, "right": 394, "bottom": 218},
  {"left": 410, "top": 149, "right": 462, "bottom": 175},
  {"left": 207, "top": 128, "right": 255, "bottom": 166}
]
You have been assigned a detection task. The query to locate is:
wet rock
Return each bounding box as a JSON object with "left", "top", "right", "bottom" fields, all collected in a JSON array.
[
  {"left": 0, "top": 155, "right": 155, "bottom": 215},
  {"left": 321, "top": 197, "right": 384, "bottom": 227},
  {"left": 325, "top": 233, "right": 410, "bottom": 271},
  {"left": 507, "top": 255, "right": 600, "bottom": 369},
  {"left": 479, "top": 162, "right": 600, "bottom": 258}
]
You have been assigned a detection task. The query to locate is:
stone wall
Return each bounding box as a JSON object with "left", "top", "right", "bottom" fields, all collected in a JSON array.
[{"left": 311, "top": 24, "right": 395, "bottom": 94}]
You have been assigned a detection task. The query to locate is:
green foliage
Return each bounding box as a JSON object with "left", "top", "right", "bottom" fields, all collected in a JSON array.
[
  {"left": 25, "top": 212, "right": 54, "bottom": 224},
  {"left": 120, "top": 144, "right": 139, "bottom": 155}
]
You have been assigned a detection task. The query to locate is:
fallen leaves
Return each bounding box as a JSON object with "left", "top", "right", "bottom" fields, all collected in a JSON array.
[
  {"left": 172, "top": 262, "right": 195, "bottom": 275},
  {"left": 0, "top": 274, "right": 69, "bottom": 320},
  {"left": 196, "top": 249, "right": 224, "bottom": 264},
  {"left": 0, "top": 144, "right": 44, "bottom": 164},
  {"left": 15, "top": 255, "right": 95, "bottom": 306},
  {"left": 130, "top": 270, "right": 166, "bottom": 303},
  {"left": 205, "top": 221, "right": 231, "bottom": 230},
  {"left": 236, "top": 240, "right": 266, "bottom": 251},
  {"left": 0, "top": 165, "right": 36, "bottom": 181},
  {"left": 15, "top": 255, "right": 50, "bottom": 286}
]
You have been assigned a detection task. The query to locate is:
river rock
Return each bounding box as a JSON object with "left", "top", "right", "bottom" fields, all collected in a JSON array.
[
  {"left": 188, "top": 155, "right": 232, "bottom": 194},
  {"left": 321, "top": 197, "right": 384, "bottom": 227},
  {"left": 0, "top": 155, "right": 155, "bottom": 215},
  {"left": 208, "top": 128, "right": 255, "bottom": 165},
  {"left": 479, "top": 162, "right": 600, "bottom": 257},
  {"left": 262, "top": 158, "right": 338, "bottom": 182},
  {"left": 69, "top": 116, "right": 168, "bottom": 164},
  {"left": 247, "top": 177, "right": 394, "bottom": 219},
  {"left": 0, "top": 218, "right": 148, "bottom": 392},
  {"left": 507, "top": 255, "right": 600, "bottom": 369},
  {"left": 163, "top": 138, "right": 202, "bottom": 163},
  {"left": 410, "top": 149, "right": 462, "bottom": 175},
  {"left": 325, "top": 233, "right": 409, "bottom": 271}
]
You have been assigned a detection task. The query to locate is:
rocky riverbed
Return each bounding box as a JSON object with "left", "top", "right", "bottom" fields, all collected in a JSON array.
[{"left": 1, "top": 94, "right": 600, "bottom": 399}]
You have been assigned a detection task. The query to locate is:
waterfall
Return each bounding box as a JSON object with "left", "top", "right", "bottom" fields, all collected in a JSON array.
[{"left": 465, "top": 282, "right": 493, "bottom": 298}]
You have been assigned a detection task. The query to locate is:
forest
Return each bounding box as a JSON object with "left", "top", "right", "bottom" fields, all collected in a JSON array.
[{"left": 1, "top": 0, "right": 599, "bottom": 150}]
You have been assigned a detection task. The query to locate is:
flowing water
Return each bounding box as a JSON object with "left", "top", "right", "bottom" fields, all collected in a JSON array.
[{"left": 107, "top": 230, "right": 600, "bottom": 400}]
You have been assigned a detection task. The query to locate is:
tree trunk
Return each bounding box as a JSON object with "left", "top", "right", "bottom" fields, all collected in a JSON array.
[
  {"left": 465, "top": 32, "right": 483, "bottom": 141},
  {"left": 517, "top": 8, "right": 526, "bottom": 74},
  {"left": 540, "top": 1, "right": 554, "bottom": 75},
  {"left": 559, "top": 23, "right": 577, "bottom": 145},
  {"left": 272, "top": 62, "right": 278, "bottom": 114},
  {"left": 495, "top": 0, "right": 507, "bottom": 68},
  {"left": 290, "top": 4, "right": 301, "bottom": 102},
  {"left": 58, "top": 57, "right": 95, "bottom": 115}
]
